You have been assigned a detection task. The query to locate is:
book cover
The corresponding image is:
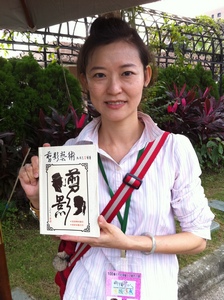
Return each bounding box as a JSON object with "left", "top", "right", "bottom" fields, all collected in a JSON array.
[{"left": 38, "top": 144, "right": 100, "bottom": 237}]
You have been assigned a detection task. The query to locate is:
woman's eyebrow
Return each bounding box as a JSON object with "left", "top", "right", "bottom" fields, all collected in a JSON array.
[
  {"left": 89, "top": 66, "right": 106, "bottom": 72},
  {"left": 120, "top": 63, "right": 137, "bottom": 68},
  {"left": 89, "top": 63, "right": 137, "bottom": 72}
]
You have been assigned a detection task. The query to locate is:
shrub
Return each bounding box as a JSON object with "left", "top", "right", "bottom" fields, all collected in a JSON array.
[
  {"left": 142, "top": 80, "right": 172, "bottom": 126},
  {"left": 0, "top": 105, "right": 91, "bottom": 208},
  {"left": 163, "top": 84, "right": 224, "bottom": 168},
  {"left": 157, "top": 63, "right": 219, "bottom": 98},
  {"left": 26, "top": 106, "right": 90, "bottom": 153},
  {"left": 0, "top": 132, "right": 29, "bottom": 202},
  {"left": 143, "top": 63, "right": 220, "bottom": 128},
  {"left": 0, "top": 54, "right": 82, "bottom": 143}
]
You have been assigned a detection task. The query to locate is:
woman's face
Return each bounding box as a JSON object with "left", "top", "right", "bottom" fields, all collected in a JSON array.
[{"left": 82, "top": 41, "right": 151, "bottom": 123}]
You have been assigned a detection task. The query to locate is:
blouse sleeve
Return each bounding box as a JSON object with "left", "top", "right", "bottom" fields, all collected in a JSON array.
[{"left": 170, "top": 134, "right": 214, "bottom": 240}]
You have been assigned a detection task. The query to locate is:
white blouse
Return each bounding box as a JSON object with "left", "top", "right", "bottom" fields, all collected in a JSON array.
[{"left": 63, "top": 112, "right": 214, "bottom": 300}]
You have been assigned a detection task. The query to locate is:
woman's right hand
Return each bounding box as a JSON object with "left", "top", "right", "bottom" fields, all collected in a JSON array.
[
  {"left": 18, "top": 143, "right": 50, "bottom": 208},
  {"left": 18, "top": 155, "right": 40, "bottom": 207}
]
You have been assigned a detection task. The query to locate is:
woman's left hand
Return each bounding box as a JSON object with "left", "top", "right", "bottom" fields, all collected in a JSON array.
[{"left": 60, "top": 215, "right": 129, "bottom": 249}]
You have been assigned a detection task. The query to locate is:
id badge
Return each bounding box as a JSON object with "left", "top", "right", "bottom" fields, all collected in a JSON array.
[
  {"left": 105, "top": 255, "right": 142, "bottom": 300},
  {"left": 106, "top": 269, "right": 141, "bottom": 300}
]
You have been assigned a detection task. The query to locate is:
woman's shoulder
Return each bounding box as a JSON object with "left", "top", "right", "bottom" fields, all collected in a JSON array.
[
  {"left": 168, "top": 133, "right": 200, "bottom": 169},
  {"left": 168, "top": 132, "right": 194, "bottom": 149}
]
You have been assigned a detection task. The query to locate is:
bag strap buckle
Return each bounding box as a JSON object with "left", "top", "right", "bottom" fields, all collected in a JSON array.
[{"left": 123, "top": 173, "right": 142, "bottom": 189}]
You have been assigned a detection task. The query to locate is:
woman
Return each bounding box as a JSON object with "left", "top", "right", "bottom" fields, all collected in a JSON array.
[{"left": 19, "top": 16, "right": 214, "bottom": 300}]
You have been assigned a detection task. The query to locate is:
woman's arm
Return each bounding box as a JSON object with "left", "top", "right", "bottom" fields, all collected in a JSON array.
[
  {"left": 60, "top": 215, "right": 206, "bottom": 255},
  {"left": 127, "top": 231, "right": 206, "bottom": 255}
]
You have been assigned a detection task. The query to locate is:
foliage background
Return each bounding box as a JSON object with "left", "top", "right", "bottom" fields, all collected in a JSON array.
[
  {"left": 0, "top": 54, "right": 82, "bottom": 142},
  {"left": 0, "top": 10, "right": 224, "bottom": 300}
]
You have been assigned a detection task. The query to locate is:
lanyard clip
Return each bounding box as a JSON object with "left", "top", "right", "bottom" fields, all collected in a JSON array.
[
  {"left": 123, "top": 173, "right": 142, "bottom": 189},
  {"left": 121, "top": 250, "right": 126, "bottom": 258}
]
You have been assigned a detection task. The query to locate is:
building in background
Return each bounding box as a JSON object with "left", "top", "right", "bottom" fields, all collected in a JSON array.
[{"left": 204, "top": 6, "right": 224, "bottom": 19}]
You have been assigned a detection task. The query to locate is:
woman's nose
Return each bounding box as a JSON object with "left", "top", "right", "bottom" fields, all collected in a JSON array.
[{"left": 107, "top": 76, "right": 122, "bottom": 94}]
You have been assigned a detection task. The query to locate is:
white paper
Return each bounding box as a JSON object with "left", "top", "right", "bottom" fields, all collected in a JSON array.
[{"left": 38, "top": 144, "right": 100, "bottom": 237}]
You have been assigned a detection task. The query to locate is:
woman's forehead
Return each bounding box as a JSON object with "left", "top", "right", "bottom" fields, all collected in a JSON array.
[
  {"left": 92, "top": 40, "right": 138, "bottom": 55},
  {"left": 87, "top": 41, "right": 141, "bottom": 66}
]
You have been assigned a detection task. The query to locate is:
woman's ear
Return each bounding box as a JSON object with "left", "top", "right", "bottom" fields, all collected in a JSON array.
[{"left": 144, "top": 65, "right": 152, "bottom": 87}]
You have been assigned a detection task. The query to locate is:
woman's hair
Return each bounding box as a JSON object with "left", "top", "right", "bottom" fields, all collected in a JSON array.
[{"left": 77, "top": 16, "right": 157, "bottom": 86}]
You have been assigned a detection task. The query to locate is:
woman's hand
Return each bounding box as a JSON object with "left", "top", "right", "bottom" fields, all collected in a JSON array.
[
  {"left": 60, "top": 215, "right": 130, "bottom": 250},
  {"left": 18, "top": 143, "right": 50, "bottom": 208}
]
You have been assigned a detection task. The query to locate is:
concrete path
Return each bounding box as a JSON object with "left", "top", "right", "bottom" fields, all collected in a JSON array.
[
  {"left": 178, "top": 244, "right": 224, "bottom": 300},
  {"left": 11, "top": 287, "right": 35, "bottom": 300},
  {"left": 197, "top": 279, "right": 224, "bottom": 300}
]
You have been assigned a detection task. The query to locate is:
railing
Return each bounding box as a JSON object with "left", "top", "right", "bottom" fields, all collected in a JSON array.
[{"left": 0, "top": 7, "right": 223, "bottom": 86}]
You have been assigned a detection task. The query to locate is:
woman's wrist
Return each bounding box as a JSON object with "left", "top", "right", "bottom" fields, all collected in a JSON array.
[
  {"left": 126, "top": 234, "right": 156, "bottom": 254},
  {"left": 31, "top": 201, "right": 39, "bottom": 210},
  {"left": 29, "top": 201, "right": 40, "bottom": 220},
  {"left": 141, "top": 232, "right": 156, "bottom": 254},
  {"left": 27, "top": 196, "right": 40, "bottom": 220},
  {"left": 27, "top": 196, "right": 39, "bottom": 210}
]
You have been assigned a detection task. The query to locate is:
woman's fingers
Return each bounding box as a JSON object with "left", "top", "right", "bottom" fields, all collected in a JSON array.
[
  {"left": 19, "top": 163, "right": 35, "bottom": 185},
  {"left": 30, "top": 156, "right": 39, "bottom": 179}
]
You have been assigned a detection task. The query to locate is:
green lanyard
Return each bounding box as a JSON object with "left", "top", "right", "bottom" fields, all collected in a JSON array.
[{"left": 98, "top": 149, "right": 144, "bottom": 234}]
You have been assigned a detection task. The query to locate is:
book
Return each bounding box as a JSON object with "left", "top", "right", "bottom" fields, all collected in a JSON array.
[{"left": 38, "top": 144, "right": 100, "bottom": 237}]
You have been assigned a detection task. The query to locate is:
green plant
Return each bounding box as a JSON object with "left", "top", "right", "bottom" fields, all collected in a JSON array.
[
  {"left": 143, "top": 63, "right": 220, "bottom": 130},
  {"left": 0, "top": 54, "right": 82, "bottom": 143},
  {"left": 142, "top": 80, "right": 172, "bottom": 126},
  {"left": 0, "top": 200, "right": 18, "bottom": 225},
  {"left": 195, "top": 137, "right": 224, "bottom": 169},
  {"left": 163, "top": 84, "right": 224, "bottom": 168},
  {"left": 0, "top": 132, "right": 29, "bottom": 201},
  {"left": 0, "top": 54, "right": 89, "bottom": 205},
  {"left": 157, "top": 63, "right": 219, "bottom": 98},
  {"left": 26, "top": 105, "right": 91, "bottom": 155},
  {"left": 0, "top": 104, "right": 91, "bottom": 207}
]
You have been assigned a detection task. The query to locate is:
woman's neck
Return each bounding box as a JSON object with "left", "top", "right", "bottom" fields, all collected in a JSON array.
[{"left": 98, "top": 116, "right": 144, "bottom": 163}]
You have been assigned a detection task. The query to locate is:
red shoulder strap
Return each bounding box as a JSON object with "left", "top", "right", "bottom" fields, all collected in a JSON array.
[
  {"left": 55, "top": 131, "right": 170, "bottom": 299},
  {"left": 68, "top": 131, "right": 170, "bottom": 267}
]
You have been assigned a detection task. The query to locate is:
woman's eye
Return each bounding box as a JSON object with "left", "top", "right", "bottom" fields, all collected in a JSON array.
[
  {"left": 123, "top": 71, "right": 133, "bottom": 76},
  {"left": 94, "top": 73, "right": 105, "bottom": 78}
]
